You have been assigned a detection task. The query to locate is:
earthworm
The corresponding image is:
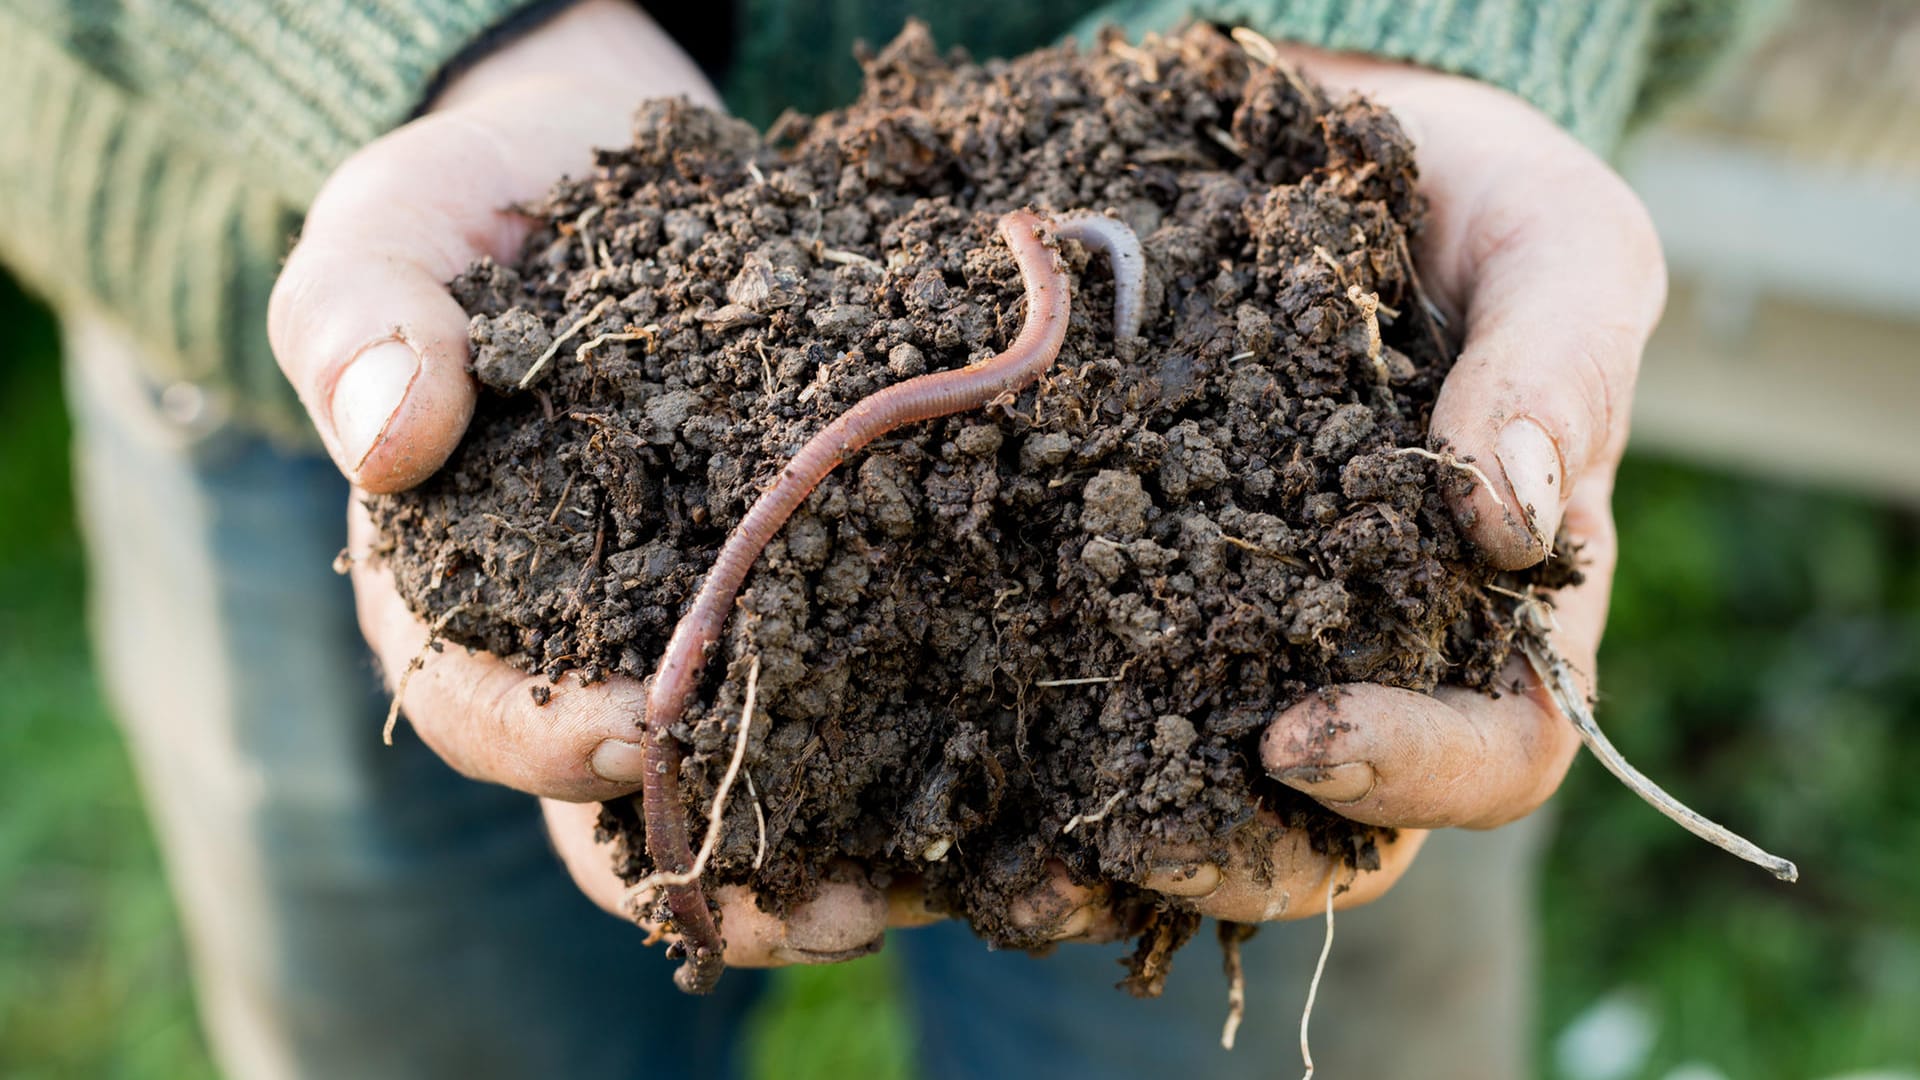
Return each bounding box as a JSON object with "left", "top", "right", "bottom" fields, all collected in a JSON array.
[
  {"left": 640, "top": 207, "right": 1144, "bottom": 993},
  {"left": 1055, "top": 210, "right": 1145, "bottom": 341}
]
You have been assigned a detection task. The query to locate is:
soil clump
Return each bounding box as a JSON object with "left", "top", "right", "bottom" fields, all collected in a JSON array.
[{"left": 370, "top": 23, "right": 1575, "bottom": 988}]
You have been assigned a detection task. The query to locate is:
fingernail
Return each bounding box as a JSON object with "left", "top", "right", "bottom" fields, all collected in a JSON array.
[
  {"left": 771, "top": 938, "right": 885, "bottom": 965},
  {"left": 1495, "top": 417, "right": 1565, "bottom": 552},
  {"left": 1144, "top": 862, "right": 1222, "bottom": 898},
  {"left": 1048, "top": 905, "right": 1095, "bottom": 941},
  {"left": 331, "top": 340, "right": 420, "bottom": 469},
  {"left": 590, "top": 738, "right": 651, "bottom": 784},
  {"left": 1275, "top": 762, "right": 1377, "bottom": 804},
  {"left": 782, "top": 896, "right": 887, "bottom": 958}
]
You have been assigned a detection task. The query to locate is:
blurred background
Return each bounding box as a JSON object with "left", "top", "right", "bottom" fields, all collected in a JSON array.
[{"left": 3, "top": 2, "right": 1917, "bottom": 1077}]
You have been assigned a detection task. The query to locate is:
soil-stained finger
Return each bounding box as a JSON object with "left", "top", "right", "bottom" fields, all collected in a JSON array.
[
  {"left": 541, "top": 800, "right": 889, "bottom": 966},
  {"left": 1179, "top": 819, "right": 1426, "bottom": 923},
  {"left": 1260, "top": 478, "right": 1615, "bottom": 830},
  {"left": 1005, "top": 861, "right": 1126, "bottom": 944},
  {"left": 348, "top": 499, "right": 652, "bottom": 802}
]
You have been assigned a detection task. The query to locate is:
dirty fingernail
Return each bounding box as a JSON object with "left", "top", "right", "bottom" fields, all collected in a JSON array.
[
  {"left": 772, "top": 937, "right": 885, "bottom": 965},
  {"left": 1144, "top": 862, "right": 1222, "bottom": 898},
  {"left": 1048, "top": 904, "right": 1095, "bottom": 941},
  {"left": 590, "top": 738, "right": 651, "bottom": 785},
  {"left": 331, "top": 340, "right": 419, "bottom": 470},
  {"left": 1494, "top": 416, "right": 1565, "bottom": 553},
  {"left": 1275, "top": 761, "right": 1377, "bottom": 804}
]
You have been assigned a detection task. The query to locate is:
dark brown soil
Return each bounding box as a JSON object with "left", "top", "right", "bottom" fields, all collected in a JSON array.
[{"left": 369, "top": 23, "right": 1574, "bottom": 988}]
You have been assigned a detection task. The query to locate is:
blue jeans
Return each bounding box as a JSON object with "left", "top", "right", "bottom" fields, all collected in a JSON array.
[{"left": 67, "top": 315, "right": 1544, "bottom": 1079}]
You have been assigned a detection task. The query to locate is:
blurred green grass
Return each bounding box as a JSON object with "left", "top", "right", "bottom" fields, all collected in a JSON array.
[{"left": 1, "top": 268, "right": 1915, "bottom": 1078}]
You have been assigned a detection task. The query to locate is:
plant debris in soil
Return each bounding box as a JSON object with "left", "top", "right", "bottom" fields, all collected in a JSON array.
[{"left": 367, "top": 22, "right": 1580, "bottom": 992}]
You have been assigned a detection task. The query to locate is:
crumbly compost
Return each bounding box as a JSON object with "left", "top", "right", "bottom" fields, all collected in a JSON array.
[{"left": 369, "top": 23, "right": 1573, "bottom": 988}]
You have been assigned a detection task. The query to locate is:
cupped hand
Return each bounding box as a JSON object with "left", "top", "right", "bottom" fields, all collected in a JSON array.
[
  {"left": 1011, "top": 44, "right": 1663, "bottom": 942},
  {"left": 275, "top": 1, "right": 903, "bottom": 968}
]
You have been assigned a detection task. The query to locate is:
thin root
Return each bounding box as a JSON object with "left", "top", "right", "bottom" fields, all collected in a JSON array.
[
  {"left": 1219, "top": 921, "right": 1255, "bottom": 1050},
  {"left": 1298, "top": 873, "right": 1347, "bottom": 1079},
  {"left": 1231, "top": 27, "right": 1325, "bottom": 112},
  {"left": 574, "top": 329, "right": 655, "bottom": 368},
  {"left": 520, "top": 296, "right": 614, "bottom": 389},
  {"left": 1345, "top": 284, "right": 1388, "bottom": 385},
  {"left": 1034, "top": 674, "right": 1120, "bottom": 687},
  {"left": 1062, "top": 789, "right": 1126, "bottom": 834},
  {"left": 1391, "top": 447, "right": 1548, "bottom": 556},
  {"left": 818, "top": 246, "right": 884, "bottom": 273},
  {"left": 382, "top": 604, "right": 471, "bottom": 745},
  {"left": 625, "top": 655, "right": 765, "bottom": 913},
  {"left": 1511, "top": 592, "right": 1799, "bottom": 882},
  {"left": 746, "top": 768, "right": 768, "bottom": 872}
]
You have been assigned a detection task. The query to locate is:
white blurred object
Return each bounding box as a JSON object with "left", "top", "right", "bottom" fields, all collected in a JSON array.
[
  {"left": 1554, "top": 990, "right": 1658, "bottom": 1080},
  {"left": 1620, "top": 0, "right": 1920, "bottom": 502}
]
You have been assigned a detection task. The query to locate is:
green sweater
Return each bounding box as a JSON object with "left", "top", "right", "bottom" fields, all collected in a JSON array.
[{"left": 0, "top": 0, "right": 1773, "bottom": 445}]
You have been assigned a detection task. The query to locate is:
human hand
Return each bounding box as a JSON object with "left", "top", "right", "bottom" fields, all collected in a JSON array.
[
  {"left": 1011, "top": 44, "right": 1664, "bottom": 940},
  {"left": 274, "top": 1, "right": 900, "bottom": 968}
]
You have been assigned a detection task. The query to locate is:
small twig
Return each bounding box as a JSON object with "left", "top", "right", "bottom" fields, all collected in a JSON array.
[
  {"left": 1220, "top": 532, "right": 1306, "bottom": 565},
  {"left": 574, "top": 329, "right": 653, "bottom": 368},
  {"left": 1204, "top": 125, "right": 1245, "bottom": 159},
  {"left": 1034, "top": 674, "right": 1121, "bottom": 688},
  {"left": 574, "top": 206, "right": 604, "bottom": 270},
  {"left": 1231, "top": 27, "right": 1326, "bottom": 112},
  {"left": 519, "top": 296, "right": 614, "bottom": 390},
  {"left": 382, "top": 603, "right": 471, "bottom": 745},
  {"left": 624, "top": 655, "right": 764, "bottom": 914},
  {"left": 745, "top": 769, "right": 768, "bottom": 871},
  {"left": 546, "top": 474, "right": 578, "bottom": 525},
  {"left": 1298, "top": 873, "right": 1347, "bottom": 1080},
  {"left": 817, "top": 247, "right": 884, "bottom": 273},
  {"left": 1062, "top": 789, "right": 1126, "bottom": 834},
  {"left": 1511, "top": 593, "right": 1799, "bottom": 882}
]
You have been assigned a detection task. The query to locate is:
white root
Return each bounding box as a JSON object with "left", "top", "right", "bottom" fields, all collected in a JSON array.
[
  {"left": 1062, "top": 789, "right": 1126, "bottom": 834},
  {"left": 1512, "top": 593, "right": 1799, "bottom": 882},
  {"left": 1298, "top": 876, "right": 1342, "bottom": 1079},
  {"left": 1034, "top": 675, "right": 1121, "bottom": 687},
  {"left": 745, "top": 769, "right": 768, "bottom": 872},
  {"left": 1391, "top": 446, "right": 1549, "bottom": 556},
  {"left": 1220, "top": 925, "right": 1249, "bottom": 1050},
  {"left": 1230, "top": 26, "right": 1325, "bottom": 111},
  {"left": 382, "top": 603, "right": 471, "bottom": 746},
  {"left": 573, "top": 329, "right": 653, "bottom": 368},
  {"left": 817, "top": 246, "right": 884, "bottom": 273},
  {"left": 519, "top": 296, "right": 614, "bottom": 390},
  {"left": 624, "top": 655, "right": 765, "bottom": 914}
]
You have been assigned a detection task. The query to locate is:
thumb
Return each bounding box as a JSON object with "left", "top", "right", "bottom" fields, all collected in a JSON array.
[
  {"left": 269, "top": 94, "right": 630, "bottom": 493},
  {"left": 1426, "top": 147, "right": 1666, "bottom": 569},
  {"left": 268, "top": 2, "right": 721, "bottom": 492}
]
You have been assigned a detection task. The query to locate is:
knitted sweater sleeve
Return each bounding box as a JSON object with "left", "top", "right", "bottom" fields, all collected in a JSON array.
[
  {"left": 1, "top": 0, "right": 555, "bottom": 204},
  {"left": 1072, "top": 0, "right": 1784, "bottom": 152},
  {"left": 0, "top": 0, "right": 555, "bottom": 437}
]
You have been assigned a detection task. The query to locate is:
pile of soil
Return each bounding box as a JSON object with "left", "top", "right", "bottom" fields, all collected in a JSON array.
[{"left": 370, "top": 22, "right": 1571, "bottom": 988}]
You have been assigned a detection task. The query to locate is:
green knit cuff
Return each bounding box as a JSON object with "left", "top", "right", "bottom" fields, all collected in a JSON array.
[
  {"left": 1075, "top": 0, "right": 1672, "bottom": 153},
  {"left": 92, "top": 0, "right": 552, "bottom": 201}
]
